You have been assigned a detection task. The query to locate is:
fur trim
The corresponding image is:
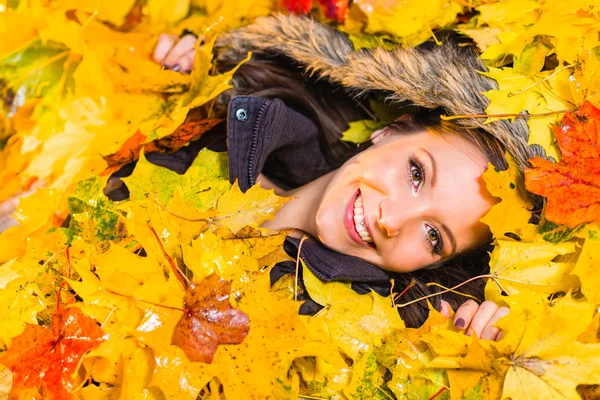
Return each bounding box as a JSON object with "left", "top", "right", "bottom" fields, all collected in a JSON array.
[{"left": 216, "top": 13, "right": 544, "bottom": 169}]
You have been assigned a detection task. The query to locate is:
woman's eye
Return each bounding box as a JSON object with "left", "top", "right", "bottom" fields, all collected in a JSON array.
[
  {"left": 427, "top": 227, "right": 438, "bottom": 243},
  {"left": 424, "top": 224, "right": 443, "bottom": 256},
  {"left": 411, "top": 166, "right": 422, "bottom": 182},
  {"left": 408, "top": 157, "right": 426, "bottom": 192}
]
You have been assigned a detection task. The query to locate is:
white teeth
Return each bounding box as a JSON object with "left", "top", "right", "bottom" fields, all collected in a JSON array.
[{"left": 353, "top": 194, "right": 373, "bottom": 243}]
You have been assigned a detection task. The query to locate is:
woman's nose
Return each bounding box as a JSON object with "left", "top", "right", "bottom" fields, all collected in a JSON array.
[{"left": 377, "top": 196, "right": 425, "bottom": 237}]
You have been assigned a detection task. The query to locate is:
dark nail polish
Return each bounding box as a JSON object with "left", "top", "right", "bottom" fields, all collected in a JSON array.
[
  {"left": 171, "top": 64, "right": 181, "bottom": 72},
  {"left": 184, "top": 68, "right": 192, "bottom": 74},
  {"left": 454, "top": 317, "right": 466, "bottom": 329}
]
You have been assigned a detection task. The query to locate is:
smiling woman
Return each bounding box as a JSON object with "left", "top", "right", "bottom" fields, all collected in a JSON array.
[
  {"left": 269, "top": 123, "right": 500, "bottom": 273},
  {"left": 106, "top": 13, "right": 544, "bottom": 335}
]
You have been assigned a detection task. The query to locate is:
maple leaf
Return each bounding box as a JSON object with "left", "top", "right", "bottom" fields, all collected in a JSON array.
[
  {"left": 484, "top": 239, "right": 579, "bottom": 303},
  {"left": 345, "top": 0, "right": 462, "bottom": 47},
  {"left": 172, "top": 273, "right": 250, "bottom": 363},
  {"left": 67, "top": 176, "right": 132, "bottom": 250},
  {"left": 374, "top": 305, "right": 451, "bottom": 399},
  {"left": 143, "top": 118, "right": 223, "bottom": 153},
  {"left": 571, "top": 225, "right": 600, "bottom": 304},
  {"left": 424, "top": 294, "right": 600, "bottom": 400},
  {"left": 482, "top": 66, "right": 575, "bottom": 159},
  {"left": 525, "top": 101, "right": 600, "bottom": 227},
  {"left": 303, "top": 264, "right": 404, "bottom": 360},
  {"left": 123, "top": 149, "right": 229, "bottom": 208},
  {"left": 182, "top": 227, "right": 289, "bottom": 281},
  {"left": 480, "top": 154, "right": 537, "bottom": 243},
  {"left": 151, "top": 273, "right": 342, "bottom": 399},
  {"left": 281, "top": 0, "right": 348, "bottom": 22},
  {"left": 212, "top": 181, "right": 290, "bottom": 234},
  {"left": 0, "top": 306, "right": 105, "bottom": 399},
  {"left": 0, "top": 260, "right": 50, "bottom": 348},
  {"left": 101, "top": 129, "right": 147, "bottom": 176}
]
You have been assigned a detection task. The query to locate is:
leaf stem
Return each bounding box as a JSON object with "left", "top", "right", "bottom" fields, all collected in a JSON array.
[
  {"left": 146, "top": 193, "right": 208, "bottom": 222},
  {"left": 146, "top": 221, "right": 191, "bottom": 289},
  {"left": 508, "top": 64, "right": 575, "bottom": 97},
  {"left": 428, "top": 387, "right": 447, "bottom": 400},
  {"left": 106, "top": 289, "right": 185, "bottom": 312},
  {"left": 441, "top": 109, "right": 573, "bottom": 121}
]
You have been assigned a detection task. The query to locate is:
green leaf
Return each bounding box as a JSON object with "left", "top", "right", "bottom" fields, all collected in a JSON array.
[
  {"left": 514, "top": 35, "right": 555, "bottom": 77},
  {"left": 67, "top": 176, "right": 130, "bottom": 249},
  {"left": 123, "top": 148, "right": 229, "bottom": 208}
]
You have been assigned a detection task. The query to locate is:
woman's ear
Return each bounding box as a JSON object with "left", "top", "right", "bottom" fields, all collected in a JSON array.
[
  {"left": 370, "top": 128, "right": 390, "bottom": 143},
  {"left": 370, "top": 114, "right": 415, "bottom": 144}
]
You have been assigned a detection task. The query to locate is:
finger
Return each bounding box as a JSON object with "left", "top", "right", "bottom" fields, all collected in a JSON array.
[
  {"left": 453, "top": 300, "right": 479, "bottom": 331},
  {"left": 162, "top": 35, "right": 198, "bottom": 69},
  {"left": 153, "top": 34, "right": 177, "bottom": 63},
  {"left": 178, "top": 48, "right": 196, "bottom": 74},
  {"left": 480, "top": 307, "right": 510, "bottom": 341},
  {"left": 439, "top": 300, "right": 452, "bottom": 318},
  {"left": 465, "top": 301, "right": 499, "bottom": 337}
]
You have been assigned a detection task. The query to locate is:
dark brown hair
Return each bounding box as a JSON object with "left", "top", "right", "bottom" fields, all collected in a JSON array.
[{"left": 220, "top": 55, "right": 503, "bottom": 327}]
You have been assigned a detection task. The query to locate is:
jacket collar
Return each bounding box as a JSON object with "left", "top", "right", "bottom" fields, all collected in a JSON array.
[{"left": 227, "top": 95, "right": 392, "bottom": 284}]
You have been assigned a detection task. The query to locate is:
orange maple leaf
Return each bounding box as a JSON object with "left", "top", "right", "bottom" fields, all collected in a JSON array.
[
  {"left": 101, "top": 129, "right": 147, "bottom": 176},
  {"left": 525, "top": 101, "right": 600, "bottom": 227},
  {"left": 0, "top": 307, "right": 105, "bottom": 399},
  {"left": 144, "top": 118, "right": 223, "bottom": 153},
  {"left": 100, "top": 118, "right": 223, "bottom": 176},
  {"left": 171, "top": 273, "right": 250, "bottom": 363}
]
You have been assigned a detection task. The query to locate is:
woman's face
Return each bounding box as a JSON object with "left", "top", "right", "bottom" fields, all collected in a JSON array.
[{"left": 314, "top": 129, "right": 496, "bottom": 272}]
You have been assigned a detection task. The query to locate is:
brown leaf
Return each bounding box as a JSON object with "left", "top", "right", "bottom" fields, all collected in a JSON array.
[
  {"left": 101, "top": 129, "right": 147, "bottom": 176},
  {"left": 172, "top": 273, "right": 249, "bottom": 363},
  {"left": 144, "top": 118, "right": 222, "bottom": 153}
]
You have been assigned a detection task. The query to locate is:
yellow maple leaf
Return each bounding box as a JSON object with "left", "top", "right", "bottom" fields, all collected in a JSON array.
[
  {"left": 425, "top": 293, "right": 600, "bottom": 400},
  {"left": 484, "top": 239, "right": 579, "bottom": 303},
  {"left": 303, "top": 264, "right": 403, "bottom": 360},
  {"left": 150, "top": 272, "right": 342, "bottom": 399},
  {"left": 480, "top": 155, "right": 537, "bottom": 243},
  {"left": 213, "top": 181, "right": 290, "bottom": 234},
  {"left": 374, "top": 305, "right": 452, "bottom": 399},
  {"left": 182, "top": 227, "right": 288, "bottom": 281},
  {"left": 346, "top": 0, "right": 463, "bottom": 47},
  {"left": 571, "top": 225, "right": 600, "bottom": 304},
  {"left": 482, "top": 66, "right": 575, "bottom": 159}
]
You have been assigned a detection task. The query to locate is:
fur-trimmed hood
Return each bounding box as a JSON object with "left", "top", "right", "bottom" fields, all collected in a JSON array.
[{"left": 215, "top": 13, "right": 543, "bottom": 170}]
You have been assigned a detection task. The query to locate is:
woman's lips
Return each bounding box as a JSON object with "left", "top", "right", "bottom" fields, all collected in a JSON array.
[{"left": 345, "top": 189, "right": 373, "bottom": 248}]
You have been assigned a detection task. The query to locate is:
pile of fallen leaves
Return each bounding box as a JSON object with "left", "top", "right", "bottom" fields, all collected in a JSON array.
[{"left": 1, "top": 0, "right": 600, "bottom": 399}]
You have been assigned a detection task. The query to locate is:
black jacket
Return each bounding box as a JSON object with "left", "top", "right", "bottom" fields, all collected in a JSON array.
[{"left": 106, "top": 95, "right": 393, "bottom": 314}]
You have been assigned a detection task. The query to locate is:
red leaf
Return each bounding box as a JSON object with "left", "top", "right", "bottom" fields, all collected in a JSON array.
[
  {"left": 0, "top": 307, "right": 105, "bottom": 399},
  {"left": 525, "top": 101, "right": 600, "bottom": 227},
  {"left": 317, "top": 0, "right": 348, "bottom": 22},
  {"left": 172, "top": 274, "right": 250, "bottom": 363},
  {"left": 281, "top": 0, "right": 313, "bottom": 14},
  {"left": 280, "top": 0, "right": 348, "bottom": 22}
]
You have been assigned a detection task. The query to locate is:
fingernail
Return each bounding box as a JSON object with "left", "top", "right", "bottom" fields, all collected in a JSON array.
[
  {"left": 454, "top": 317, "right": 466, "bottom": 329},
  {"left": 184, "top": 68, "right": 192, "bottom": 74},
  {"left": 495, "top": 331, "right": 503, "bottom": 341},
  {"left": 170, "top": 64, "right": 181, "bottom": 72}
]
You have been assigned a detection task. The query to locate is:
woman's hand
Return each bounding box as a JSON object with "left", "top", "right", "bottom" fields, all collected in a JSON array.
[
  {"left": 440, "top": 300, "right": 509, "bottom": 341},
  {"left": 153, "top": 33, "right": 198, "bottom": 73}
]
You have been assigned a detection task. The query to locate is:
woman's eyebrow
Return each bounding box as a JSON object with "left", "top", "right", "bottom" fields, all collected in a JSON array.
[
  {"left": 441, "top": 223, "right": 457, "bottom": 254},
  {"left": 421, "top": 148, "right": 437, "bottom": 187}
]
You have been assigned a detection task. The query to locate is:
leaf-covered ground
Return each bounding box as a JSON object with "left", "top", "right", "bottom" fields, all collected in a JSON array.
[{"left": 1, "top": 0, "right": 600, "bottom": 399}]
